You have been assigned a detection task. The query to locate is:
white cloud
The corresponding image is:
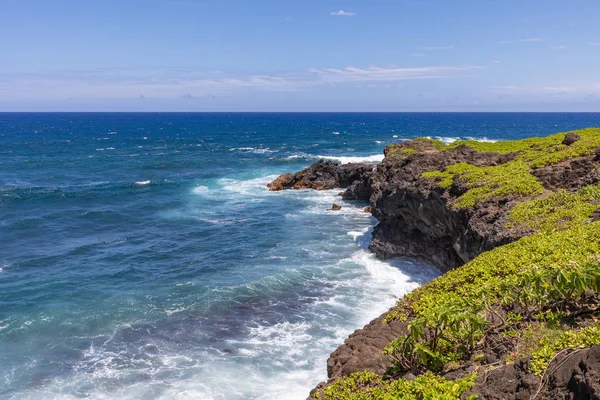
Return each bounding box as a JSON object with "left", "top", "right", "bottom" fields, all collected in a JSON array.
[
  {"left": 422, "top": 45, "right": 454, "bottom": 50},
  {"left": 330, "top": 10, "right": 355, "bottom": 16},
  {"left": 307, "top": 65, "right": 481, "bottom": 83},
  {"left": 0, "top": 64, "right": 483, "bottom": 101},
  {"left": 490, "top": 60, "right": 501, "bottom": 64},
  {"left": 550, "top": 45, "right": 567, "bottom": 50},
  {"left": 411, "top": 53, "right": 426, "bottom": 57},
  {"left": 490, "top": 85, "right": 517, "bottom": 90},
  {"left": 499, "top": 38, "right": 544, "bottom": 44},
  {"left": 589, "top": 42, "right": 600, "bottom": 46}
]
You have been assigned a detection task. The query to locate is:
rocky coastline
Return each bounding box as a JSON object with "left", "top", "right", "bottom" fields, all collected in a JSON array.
[{"left": 269, "top": 129, "right": 600, "bottom": 399}]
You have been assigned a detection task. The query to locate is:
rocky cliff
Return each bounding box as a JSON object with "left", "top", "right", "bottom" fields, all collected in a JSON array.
[{"left": 268, "top": 129, "right": 600, "bottom": 400}]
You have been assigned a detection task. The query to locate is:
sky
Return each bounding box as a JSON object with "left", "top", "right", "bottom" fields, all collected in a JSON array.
[{"left": 1, "top": 0, "right": 600, "bottom": 112}]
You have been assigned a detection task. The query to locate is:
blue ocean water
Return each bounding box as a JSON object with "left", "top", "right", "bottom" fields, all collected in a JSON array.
[{"left": 1, "top": 112, "right": 599, "bottom": 400}]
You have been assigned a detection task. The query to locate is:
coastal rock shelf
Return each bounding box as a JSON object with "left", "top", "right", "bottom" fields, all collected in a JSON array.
[{"left": 268, "top": 128, "right": 600, "bottom": 400}]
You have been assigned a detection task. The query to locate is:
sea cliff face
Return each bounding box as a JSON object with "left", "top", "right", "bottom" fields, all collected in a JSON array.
[{"left": 269, "top": 129, "right": 600, "bottom": 400}]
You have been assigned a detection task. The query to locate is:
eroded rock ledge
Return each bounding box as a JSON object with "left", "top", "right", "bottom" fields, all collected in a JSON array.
[{"left": 267, "top": 130, "right": 600, "bottom": 399}]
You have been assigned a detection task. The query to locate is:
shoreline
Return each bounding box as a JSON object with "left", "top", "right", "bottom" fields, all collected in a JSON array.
[{"left": 268, "top": 128, "right": 600, "bottom": 399}]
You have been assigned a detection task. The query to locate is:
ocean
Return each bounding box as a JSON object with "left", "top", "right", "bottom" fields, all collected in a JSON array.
[{"left": 1, "top": 112, "right": 599, "bottom": 399}]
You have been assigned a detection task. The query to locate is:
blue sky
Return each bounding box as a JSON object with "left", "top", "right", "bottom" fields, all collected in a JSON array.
[{"left": 1, "top": 0, "right": 600, "bottom": 111}]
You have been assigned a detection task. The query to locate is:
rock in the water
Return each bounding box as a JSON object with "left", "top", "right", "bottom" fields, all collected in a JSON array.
[
  {"left": 267, "top": 173, "right": 294, "bottom": 191},
  {"left": 266, "top": 160, "right": 372, "bottom": 192},
  {"left": 329, "top": 203, "right": 342, "bottom": 211},
  {"left": 363, "top": 206, "right": 372, "bottom": 213},
  {"left": 562, "top": 132, "right": 581, "bottom": 145}
]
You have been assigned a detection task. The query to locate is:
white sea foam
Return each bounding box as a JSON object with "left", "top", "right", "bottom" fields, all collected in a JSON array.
[
  {"left": 229, "top": 147, "right": 277, "bottom": 154},
  {"left": 134, "top": 180, "right": 151, "bottom": 186},
  {"left": 465, "top": 136, "right": 499, "bottom": 143},
  {"left": 331, "top": 131, "right": 340, "bottom": 135},
  {"left": 285, "top": 153, "right": 383, "bottom": 164}
]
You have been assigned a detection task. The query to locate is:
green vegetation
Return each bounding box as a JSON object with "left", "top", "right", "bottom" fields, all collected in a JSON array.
[
  {"left": 423, "top": 161, "right": 544, "bottom": 208},
  {"left": 508, "top": 183, "right": 600, "bottom": 232},
  {"left": 315, "top": 371, "right": 476, "bottom": 400},
  {"left": 420, "top": 128, "right": 600, "bottom": 208},
  {"left": 444, "top": 128, "right": 600, "bottom": 168},
  {"left": 531, "top": 326, "right": 600, "bottom": 376}
]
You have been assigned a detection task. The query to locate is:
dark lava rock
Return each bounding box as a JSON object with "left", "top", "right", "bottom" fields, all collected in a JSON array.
[
  {"left": 562, "top": 132, "right": 581, "bottom": 146},
  {"left": 329, "top": 203, "right": 342, "bottom": 211},
  {"left": 267, "top": 160, "right": 372, "bottom": 191},
  {"left": 465, "top": 346, "right": 600, "bottom": 400},
  {"left": 532, "top": 156, "right": 600, "bottom": 192},
  {"left": 594, "top": 147, "right": 600, "bottom": 162},
  {"left": 267, "top": 173, "right": 294, "bottom": 191}
]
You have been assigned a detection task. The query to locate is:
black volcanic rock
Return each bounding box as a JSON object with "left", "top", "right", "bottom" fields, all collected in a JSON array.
[
  {"left": 562, "top": 131, "right": 581, "bottom": 146},
  {"left": 267, "top": 160, "right": 373, "bottom": 191}
]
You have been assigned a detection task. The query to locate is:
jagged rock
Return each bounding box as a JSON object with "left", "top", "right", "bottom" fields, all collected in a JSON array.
[
  {"left": 363, "top": 206, "right": 372, "bottom": 213},
  {"left": 563, "top": 132, "right": 581, "bottom": 146},
  {"left": 465, "top": 346, "right": 600, "bottom": 400},
  {"left": 532, "top": 158, "right": 600, "bottom": 191},
  {"left": 267, "top": 173, "right": 294, "bottom": 191},
  {"left": 329, "top": 203, "right": 342, "bottom": 211},
  {"left": 594, "top": 147, "right": 600, "bottom": 162},
  {"left": 326, "top": 309, "right": 410, "bottom": 380},
  {"left": 267, "top": 160, "right": 372, "bottom": 191}
]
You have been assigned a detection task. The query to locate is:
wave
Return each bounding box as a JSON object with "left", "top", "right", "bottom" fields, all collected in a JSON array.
[
  {"left": 229, "top": 147, "right": 278, "bottom": 154},
  {"left": 426, "top": 136, "right": 499, "bottom": 144},
  {"left": 285, "top": 153, "right": 383, "bottom": 164},
  {"left": 134, "top": 180, "right": 151, "bottom": 186}
]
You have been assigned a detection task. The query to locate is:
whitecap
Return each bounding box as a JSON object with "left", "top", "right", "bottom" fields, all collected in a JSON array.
[
  {"left": 331, "top": 131, "right": 340, "bottom": 135},
  {"left": 286, "top": 154, "right": 383, "bottom": 164},
  {"left": 134, "top": 180, "right": 151, "bottom": 186},
  {"left": 465, "top": 136, "right": 499, "bottom": 143}
]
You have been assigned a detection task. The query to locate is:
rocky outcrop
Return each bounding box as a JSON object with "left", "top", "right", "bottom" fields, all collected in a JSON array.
[
  {"left": 267, "top": 160, "right": 374, "bottom": 191},
  {"left": 563, "top": 131, "right": 581, "bottom": 146},
  {"left": 532, "top": 157, "right": 600, "bottom": 191},
  {"left": 366, "top": 144, "right": 521, "bottom": 271},
  {"left": 465, "top": 346, "right": 600, "bottom": 400},
  {"left": 271, "top": 133, "right": 600, "bottom": 400}
]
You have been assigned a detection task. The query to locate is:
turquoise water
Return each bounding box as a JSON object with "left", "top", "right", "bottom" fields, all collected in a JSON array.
[{"left": 1, "top": 113, "right": 599, "bottom": 399}]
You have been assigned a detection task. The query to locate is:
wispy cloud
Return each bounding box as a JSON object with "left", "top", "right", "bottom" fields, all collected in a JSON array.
[
  {"left": 330, "top": 10, "right": 355, "bottom": 16},
  {"left": 499, "top": 38, "right": 544, "bottom": 44},
  {"left": 422, "top": 45, "right": 454, "bottom": 50},
  {"left": 411, "top": 53, "right": 426, "bottom": 57},
  {"left": 589, "top": 42, "right": 600, "bottom": 46},
  {"left": 550, "top": 45, "right": 567, "bottom": 50},
  {"left": 307, "top": 65, "right": 481, "bottom": 83},
  {"left": 490, "top": 85, "right": 517, "bottom": 90},
  {"left": 0, "top": 64, "right": 483, "bottom": 101},
  {"left": 490, "top": 60, "right": 501, "bottom": 64}
]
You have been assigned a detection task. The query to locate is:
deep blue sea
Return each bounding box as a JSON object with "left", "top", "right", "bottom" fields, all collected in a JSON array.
[{"left": 1, "top": 112, "right": 599, "bottom": 399}]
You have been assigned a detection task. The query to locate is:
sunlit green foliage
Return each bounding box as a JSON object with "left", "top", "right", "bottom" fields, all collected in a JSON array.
[
  {"left": 444, "top": 128, "right": 600, "bottom": 168},
  {"left": 508, "top": 184, "right": 600, "bottom": 232},
  {"left": 531, "top": 326, "right": 600, "bottom": 376},
  {"left": 420, "top": 128, "right": 600, "bottom": 208},
  {"left": 385, "top": 223, "right": 600, "bottom": 376},
  {"left": 316, "top": 371, "right": 476, "bottom": 400}
]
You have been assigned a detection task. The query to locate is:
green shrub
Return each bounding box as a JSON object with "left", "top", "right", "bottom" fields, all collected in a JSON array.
[
  {"left": 317, "top": 371, "right": 476, "bottom": 400},
  {"left": 422, "top": 161, "right": 544, "bottom": 208},
  {"left": 531, "top": 326, "right": 600, "bottom": 376},
  {"left": 508, "top": 184, "right": 600, "bottom": 232}
]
